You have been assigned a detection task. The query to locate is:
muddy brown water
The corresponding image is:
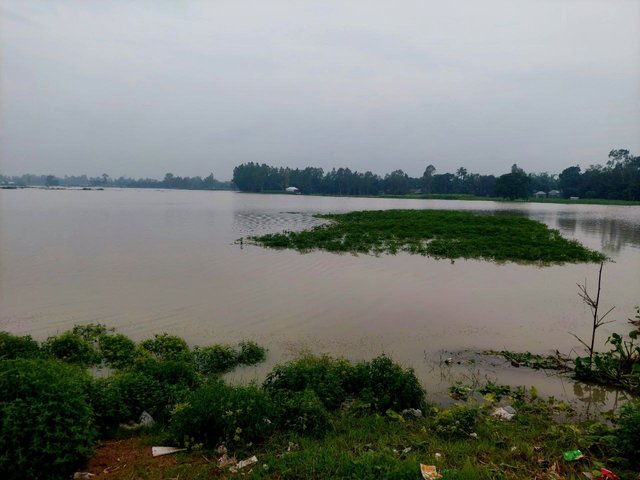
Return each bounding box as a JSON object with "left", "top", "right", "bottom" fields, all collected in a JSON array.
[{"left": 1, "top": 189, "right": 638, "bottom": 411}]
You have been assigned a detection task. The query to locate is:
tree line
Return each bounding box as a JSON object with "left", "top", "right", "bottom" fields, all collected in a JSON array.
[
  {"left": 233, "top": 149, "right": 639, "bottom": 200},
  {"left": 0, "top": 173, "right": 235, "bottom": 190}
]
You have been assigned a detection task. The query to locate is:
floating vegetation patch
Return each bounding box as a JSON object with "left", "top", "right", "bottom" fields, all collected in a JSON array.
[{"left": 249, "top": 209, "right": 606, "bottom": 264}]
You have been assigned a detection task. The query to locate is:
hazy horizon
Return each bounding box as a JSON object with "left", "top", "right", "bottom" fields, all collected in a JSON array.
[{"left": 1, "top": 1, "right": 639, "bottom": 181}]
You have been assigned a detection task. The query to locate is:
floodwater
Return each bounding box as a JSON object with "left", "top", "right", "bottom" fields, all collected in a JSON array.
[{"left": 1, "top": 189, "right": 638, "bottom": 411}]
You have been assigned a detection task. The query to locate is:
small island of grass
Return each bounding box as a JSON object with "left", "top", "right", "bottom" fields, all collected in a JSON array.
[{"left": 250, "top": 209, "right": 606, "bottom": 264}]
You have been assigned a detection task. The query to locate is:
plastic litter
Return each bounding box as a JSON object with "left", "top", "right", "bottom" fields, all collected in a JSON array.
[
  {"left": 229, "top": 455, "right": 258, "bottom": 473},
  {"left": 401, "top": 408, "right": 423, "bottom": 418},
  {"left": 420, "top": 464, "right": 443, "bottom": 479},
  {"left": 491, "top": 405, "right": 516, "bottom": 420},
  {"left": 139, "top": 411, "right": 155, "bottom": 427},
  {"left": 599, "top": 468, "right": 620, "bottom": 479},
  {"left": 73, "top": 473, "right": 95, "bottom": 479},
  {"left": 151, "top": 446, "right": 186, "bottom": 457},
  {"left": 562, "top": 450, "right": 584, "bottom": 461}
]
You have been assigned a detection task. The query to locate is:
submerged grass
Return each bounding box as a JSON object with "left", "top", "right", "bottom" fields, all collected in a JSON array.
[{"left": 250, "top": 209, "right": 606, "bottom": 264}]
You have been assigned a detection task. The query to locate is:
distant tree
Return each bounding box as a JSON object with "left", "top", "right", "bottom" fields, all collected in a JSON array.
[
  {"left": 422, "top": 164, "right": 436, "bottom": 194},
  {"left": 558, "top": 165, "right": 582, "bottom": 198},
  {"left": 495, "top": 164, "right": 530, "bottom": 200},
  {"left": 45, "top": 175, "right": 59, "bottom": 187}
]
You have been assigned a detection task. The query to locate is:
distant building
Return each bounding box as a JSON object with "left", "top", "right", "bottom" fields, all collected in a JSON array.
[
  {"left": 285, "top": 186, "right": 300, "bottom": 194},
  {"left": 534, "top": 191, "right": 547, "bottom": 198},
  {"left": 548, "top": 189, "right": 561, "bottom": 197}
]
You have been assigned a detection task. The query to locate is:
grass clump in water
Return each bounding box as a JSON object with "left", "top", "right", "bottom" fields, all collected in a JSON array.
[{"left": 250, "top": 209, "right": 606, "bottom": 264}]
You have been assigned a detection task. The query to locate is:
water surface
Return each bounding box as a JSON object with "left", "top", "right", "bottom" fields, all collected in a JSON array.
[{"left": 1, "top": 189, "right": 638, "bottom": 410}]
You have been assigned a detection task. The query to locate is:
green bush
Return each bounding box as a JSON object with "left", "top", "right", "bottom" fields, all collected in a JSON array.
[
  {"left": 0, "top": 332, "right": 41, "bottom": 360},
  {"left": 88, "top": 377, "right": 130, "bottom": 436},
  {"left": 352, "top": 355, "right": 426, "bottom": 413},
  {"left": 275, "top": 389, "right": 332, "bottom": 437},
  {"left": 98, "top": 333, "right": 137, "bottom": 369},
  {"left": 263, "top": 355, "right": 355, "bottom": 410},
  {"left": 42, "top": 331, "right": 99, "bottom": 366},
  {"left": 433, "top": 404, "right": 480, "bottom": 439},
  {"left": 107, "top": 371, "right": 165, "bottom": 422},
  {"left": 72, "top": 323, "right": 110, "bottom": 342},
  {"left": 237, "top": 340, "right": 267, "bottom": 365},
  {"left": 193, "top": 344, "right": 238, "bottom": 374},
  {"left": 140, "top": 333, "right": 192, "bottom": 362},
  {"left": 0, "top": 359, "right": 96, "bottom": 480},
  {"left": 169, "top": 380, "right": 275, "bottom": 449},
  {"left": 615, "top": 401, "right": 640, "bottom": 467}
]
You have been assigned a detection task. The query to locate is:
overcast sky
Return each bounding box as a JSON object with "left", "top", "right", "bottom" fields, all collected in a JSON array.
[{"left": 1, "top": 1, "right": 639, "bottom": 181}]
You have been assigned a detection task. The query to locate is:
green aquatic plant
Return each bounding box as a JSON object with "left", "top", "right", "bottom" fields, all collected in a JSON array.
[{"left": 250, "top": 209, "right": 606, "bottom": 264}]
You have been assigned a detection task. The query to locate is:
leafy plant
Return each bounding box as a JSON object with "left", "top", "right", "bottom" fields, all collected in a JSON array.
[
  {"left": 274, "top": 388, "right": 332, "bottom": 437},
  {"left": 140, "top": 333, "right": 192, "bottom": 362},
  {"left": 433, "top": 404, "right": 480, "bottom": 439},
  {"left": 0, "top": 332, "right": 41, "bottom": 360},
  {"left": 42, "top": 331, "right": 99, "bottom": 366},
  {"left": 169, "top": 380, "right": 274, "bottom": 449},
  {"left": 98, "top": 333, "right": 137, "bottom": 369},
  {"left": 237, "top": 340, "right": 267, "bottom": 365},
  {"left": 264, "top": 355, "right": 355, "bottom": 411},
  {"left": 352, "top": 355, "right": 426, "bottom": 413},
  {"left": 250, "top": 209, "right": 606, "bottom": 264},
  {"left": 614, "top": 401, "right": 640, "bottom": 468},
  {"left": 193, "top": 344, "right": 238, "bottom": 374},
  {"left": 0, "top": 359, "right": 96, "bottom": 480}
]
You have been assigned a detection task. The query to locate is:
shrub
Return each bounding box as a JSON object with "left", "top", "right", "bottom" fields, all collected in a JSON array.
[
  {"left": 107, "top": 371, "right": 165, "bottom": 422},
  {"left": 88, "top": 377, "right": 130, "bottom": 436},
  {"left": 0, "top": 359, "right": 96, "bottom": 480},
  {"left": 98, "top": 333, "right": 137, "bottom": 369},
  {"left": 0, "top": 332, "right": 41, "bottom": 360},
  {"left": 72, "top": 323, "right": 110, "bottom": 342},
  {"left": 275, "top": 389, "right": 332, "bottom": 437},
  {"left": 140, "top": 333, "right": 192, "bottom": 362},
  {"left": 42, "top": 331, "right": 99, "bottom": 366},
  {"left": 237, "top": 340, "right": 267, "bottom": 365},
  {"left": 615, "top": 401, "right": 640, "bottom": 467},
  {"left": 352, "top": 355, "right": 426, "bottom": 413},
  {"left": 193, "top": 344, "right": 238, "bottom": 374},
  {"left": 263, "top": 355, "right": 355, "bottom": 410},
  {"left": 169, "top": 380, "right": 274, "bottom": 449},
  {"left": 433, "top": 405, "right": 480, "bottom": 439}
]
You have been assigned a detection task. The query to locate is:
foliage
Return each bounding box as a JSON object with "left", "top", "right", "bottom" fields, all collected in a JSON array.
[
  {"left": 237, "top": 340, "right": 267, "bottom": 365},
  {"left": 42, "top": 331, "right": 99, "bottom": 366},
  {"left": 251, "top": 209, "right": 605, "bottom": 264},
  {"left": 264, "top": 355, "right": 354, "bottom": 411},
  {"left": 352, "top": 355, "right": 426, "bottom": 413},
  {"left": 98, "top": 333, "right": 138, "bottom": 369},
  {"left": 264, "top": 354, "right": 426, "bottom": 414},
  {"left": 193, "top": 344, "right": 238, "bottom": 374},
  {"left": 495, "top": 164, "right": 531, "bottom": 200},
  {"left": 483, "top": 350, "right": 570, "bottom": 370},
  {"left": 573, "top": 303, "right": 640, "bottom": 394},
  {"left": 169, "top": 380, "right": 275, "bottom": 449},
  {"left": 433, "top": 404, "right": 481, "bottom": 439},
  {"left": 0, "top": 359, "right": 96, "bottom": 480},
  {"left": 140, "top": 333, "right": 192, "bottom": 362},
  {"left": 105, "top": 371, "right": 165, "bottom": 422},
  {"left": 614, "top": 401, "right": 640, "bottom": 468},
  {"left": 0, "top": 332, "right": 41, "bottom": 360},
  {"left": 274, "top": 388, "right": 332, "bottom": 438}
]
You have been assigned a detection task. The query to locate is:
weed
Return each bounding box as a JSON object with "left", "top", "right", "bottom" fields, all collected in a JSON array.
[{"left": 250, "top": 209, "right": 605, "bottom": 264}]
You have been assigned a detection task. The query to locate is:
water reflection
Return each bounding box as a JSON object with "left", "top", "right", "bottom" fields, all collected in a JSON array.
[{"left": 572, "top": 381, "right": 631, "bottom": 417}]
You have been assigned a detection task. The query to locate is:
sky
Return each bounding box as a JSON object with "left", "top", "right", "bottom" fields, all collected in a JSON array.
[{"left": 1, "top": 0, "right": 639, "bottom": 181}]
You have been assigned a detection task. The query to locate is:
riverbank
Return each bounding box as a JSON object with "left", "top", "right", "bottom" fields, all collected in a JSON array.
[{"left": 1, "top": 326, "right": 638, "bottom": 479}]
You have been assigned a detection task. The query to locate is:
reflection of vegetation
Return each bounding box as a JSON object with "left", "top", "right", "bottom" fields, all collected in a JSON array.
[{"left": 250, "top": 209, "right": 606, "bottom": 263}]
